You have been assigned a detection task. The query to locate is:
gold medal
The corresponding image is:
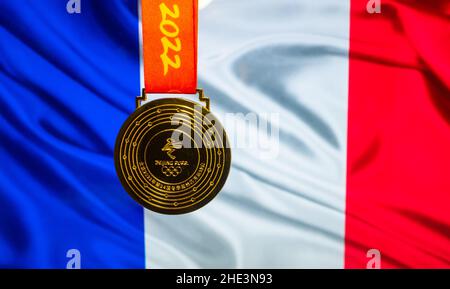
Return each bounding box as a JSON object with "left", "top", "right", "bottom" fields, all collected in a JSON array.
[
  {"left": 115, "top": 90, "right": 231, "bottom": 214},
  {"left": 115, "top": 0, "right": 229, "bottom": 213}
]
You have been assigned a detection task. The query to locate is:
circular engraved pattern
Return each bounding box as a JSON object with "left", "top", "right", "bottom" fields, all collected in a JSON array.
[{"left": 114, "top": 98, "right": 231, "bottom": 214}]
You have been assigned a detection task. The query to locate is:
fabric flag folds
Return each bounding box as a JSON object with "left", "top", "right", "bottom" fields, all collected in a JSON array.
[
  {"left": 346, "top": 0, "right": 450, "bottom": 268},
  {"left": 0, "top": 0, "right": 449, "bottom": 268},
  {"left": 0, "top": 0, "right": 144, "bottom": 268}
]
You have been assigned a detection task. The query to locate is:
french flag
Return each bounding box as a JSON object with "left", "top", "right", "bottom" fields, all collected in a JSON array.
[{"left": 0, "top": 0, "right": 449, "bottom": 268}]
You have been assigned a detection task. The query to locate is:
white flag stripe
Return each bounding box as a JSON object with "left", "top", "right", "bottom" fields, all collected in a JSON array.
[{"left": 144, "top": 0, "right": 350, "bottom": 268}]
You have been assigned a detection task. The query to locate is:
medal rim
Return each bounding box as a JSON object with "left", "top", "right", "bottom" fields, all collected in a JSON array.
[{"left": 114, "top": 97, "right": 231, "bottom": 215}]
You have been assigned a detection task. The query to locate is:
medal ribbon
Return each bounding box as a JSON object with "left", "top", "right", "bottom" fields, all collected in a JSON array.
[{"left": 141, "top": 0, "right": 198, "bottom": 94}]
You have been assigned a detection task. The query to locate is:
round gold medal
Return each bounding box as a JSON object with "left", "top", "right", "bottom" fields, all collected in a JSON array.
[{"left": 114, "top": 97, "right": 231, "bottom": 214}]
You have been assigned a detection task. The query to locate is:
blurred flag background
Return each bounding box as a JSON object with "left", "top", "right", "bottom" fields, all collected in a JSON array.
[{"left": 0, "top": 0, "right": 449, "bottom": 268}]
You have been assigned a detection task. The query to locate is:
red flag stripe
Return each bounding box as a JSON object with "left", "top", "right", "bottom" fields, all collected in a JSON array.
[{"left": 345, "top": 0, "right": 450, "bottom": 268}]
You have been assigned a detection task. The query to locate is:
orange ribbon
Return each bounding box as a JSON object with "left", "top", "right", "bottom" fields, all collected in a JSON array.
[{"left": 141, "top": 0, "right": 198, "bottom": 94}]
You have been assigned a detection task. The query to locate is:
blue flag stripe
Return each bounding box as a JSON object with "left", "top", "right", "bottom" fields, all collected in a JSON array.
[{"left": 0, "top": 0, "right": 144, "bottom": 268}]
